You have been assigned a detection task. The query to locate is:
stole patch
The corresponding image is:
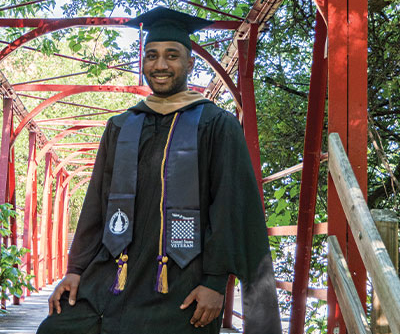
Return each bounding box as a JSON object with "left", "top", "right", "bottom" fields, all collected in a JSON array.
[
  {"left": 109, "top": 208, "right": 129, "bottom": 235},
  {"left": 170, "top": 213, "right": 195, "bottom": 248}
]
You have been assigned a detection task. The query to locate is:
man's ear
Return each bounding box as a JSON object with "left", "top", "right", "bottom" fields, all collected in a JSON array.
[{"left": 187, "top": 56, "right": 195, "bottom": 74}]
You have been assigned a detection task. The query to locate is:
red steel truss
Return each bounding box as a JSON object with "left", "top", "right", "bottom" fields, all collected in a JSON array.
[{"left": 0, "top": 0, "right": 369, "bottom": 332}]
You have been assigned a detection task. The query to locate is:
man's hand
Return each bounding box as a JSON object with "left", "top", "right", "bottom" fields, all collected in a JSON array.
[
  {"left": 180, "top": 285, "right": 224, "bottom": 328},
  {"left": 48, "top": 273, "right": 81, "bottom": 316}
]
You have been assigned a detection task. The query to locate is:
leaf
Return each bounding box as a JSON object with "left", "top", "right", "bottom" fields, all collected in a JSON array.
[
  {"left": 72, "top": 43, "right": 82, "bottom": 53},
  {"left": 289, "top": 186, "right": 299, "bottom": 198},
  {"left": 275, "top": 199, "right": 287, "bottom": 214},
  {"left": 274, "top": 187, "right": 285, "bottom": 200}
]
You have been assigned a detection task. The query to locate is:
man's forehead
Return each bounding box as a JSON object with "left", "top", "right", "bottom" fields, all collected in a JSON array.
[{"left": 145, "top": 41, "right": 187, "bottom": 53}]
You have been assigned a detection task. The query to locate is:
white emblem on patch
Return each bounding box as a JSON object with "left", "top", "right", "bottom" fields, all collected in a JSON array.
[{"left": 109, "top": 208, "right": 129, "bottom": 235}]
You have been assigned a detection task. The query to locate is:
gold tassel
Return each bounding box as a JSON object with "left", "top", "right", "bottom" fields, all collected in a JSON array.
[
  {"left": 158, "top": 256, "right": 169, "bottom": 294},
  {"left": 117, "top": 254, "right": 128, "bottom": 291}
]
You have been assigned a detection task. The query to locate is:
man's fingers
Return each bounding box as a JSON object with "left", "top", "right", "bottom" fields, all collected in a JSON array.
[
  {"left": 52, "top": 285, "right": 67, "bottom": 315},
  {"left": 69, "top": 284, "right": 78, "bottom": 306},
  {"left": 48, "top": 297, "right": 54, "bottom": 316},
  {"left": 207, "top": 309, "right": 218, "bottom": 323},
  {"left": 190, "top": 304, "right": 204, "bottom": 326},
  {"left": 195, "top": 309, "right": 212, "bottom": 327},
  {"left": 180, "top": 291, "right": 196, "bottom": 310}
]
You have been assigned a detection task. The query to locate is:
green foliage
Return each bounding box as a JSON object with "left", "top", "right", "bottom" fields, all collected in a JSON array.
[
  {"left": 367, "top": 0, "right": 400, "bottom": 210},
  {"left": 0, "top": 204, "right": 35, "bottom": 312}
]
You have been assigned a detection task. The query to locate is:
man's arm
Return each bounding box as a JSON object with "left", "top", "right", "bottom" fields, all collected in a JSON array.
[{"left": 200, "top": 111, "right": 282, "bottom": 333}]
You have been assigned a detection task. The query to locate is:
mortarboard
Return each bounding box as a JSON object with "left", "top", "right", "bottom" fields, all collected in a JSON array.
[{"left": 124, "top": 7, "right": 213, "bottom": 51}]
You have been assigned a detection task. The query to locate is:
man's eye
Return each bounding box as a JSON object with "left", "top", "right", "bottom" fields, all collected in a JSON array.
[
  {"left": 146, "top": 54, "right": 157, "bottom": 60},
  {"left": 168, "top": 54, "right": 178, "bottom": 59}
]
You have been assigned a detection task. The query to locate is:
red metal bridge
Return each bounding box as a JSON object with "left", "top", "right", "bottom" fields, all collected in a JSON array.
[{"left": 1, "top": 0, "right": 399, "bottom": 333}]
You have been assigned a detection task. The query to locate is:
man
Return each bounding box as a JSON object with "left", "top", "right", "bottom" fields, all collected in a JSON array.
[{"left": 37, "top": 7, "right": 281, "bottom": 334}]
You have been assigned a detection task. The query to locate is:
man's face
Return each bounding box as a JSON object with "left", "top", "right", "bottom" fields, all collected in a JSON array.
[{"left": 143, "top": 41, "right": 195, "bottom": 98}]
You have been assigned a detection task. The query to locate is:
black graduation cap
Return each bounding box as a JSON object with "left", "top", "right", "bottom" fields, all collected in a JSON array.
[{"left": 124, "top": 7, "right": 213, "bottom": 51}]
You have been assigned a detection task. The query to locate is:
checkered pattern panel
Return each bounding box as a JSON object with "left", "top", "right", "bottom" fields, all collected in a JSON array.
[{"left": 171, "top": 219, "right": 194, "bottom": 240}]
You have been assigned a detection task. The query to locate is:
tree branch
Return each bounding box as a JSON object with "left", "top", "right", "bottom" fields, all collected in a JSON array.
[{"left": 258, "top": 76, "right": 308, "bottom": 99}]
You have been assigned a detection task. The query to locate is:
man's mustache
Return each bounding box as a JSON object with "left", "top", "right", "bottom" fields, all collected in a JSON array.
[{"left": 150, "top": 71, "right": 173, "bottom": 76}]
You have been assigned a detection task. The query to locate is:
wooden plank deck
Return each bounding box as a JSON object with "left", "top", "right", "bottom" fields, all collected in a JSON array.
[{"left": 0, "top": 282, "right": 57, "bottom": 334}]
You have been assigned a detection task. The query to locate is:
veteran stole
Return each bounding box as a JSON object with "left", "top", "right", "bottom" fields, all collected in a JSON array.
[{"left": 102, "top": 105, "right": 204, "bottom": 294}]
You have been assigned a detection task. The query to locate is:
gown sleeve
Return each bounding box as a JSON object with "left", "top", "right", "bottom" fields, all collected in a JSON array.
[
  {"left": 202, "top": 111, "right": 282, "bottom": 334},
  {"left": 67, "top": 120, "right": 114, "bottom": 275}
]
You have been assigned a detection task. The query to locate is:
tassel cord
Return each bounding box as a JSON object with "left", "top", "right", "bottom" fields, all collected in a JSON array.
[{"left": 156, "top": 112, "right": 180, "bottom": 294}]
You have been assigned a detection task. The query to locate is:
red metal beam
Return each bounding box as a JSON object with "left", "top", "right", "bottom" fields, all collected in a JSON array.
[
  {"left": 237, "top": 26, "right": 263, "bottom": 199},
  {"left": 68, "top": 159, "right": 96, "bottom": 164},
  {"left": 18, "top": 93, "right": 123, "bottom": 115},
  {"left": 0, "top": 98, "right": 13, "bottom": 204},
  {"left": 69, "top": 177, "right": 91, "bottom": 197},
  {"left": 53, "top": 148, "right": 97, "bottom": 176},
  {"left": 44, "top": 153, "right": 54, "bottom": 284},
  {"left": 76, "top": 172, "right": 93, "bottom": 176},
  {"left": 35, "top": 126, "right": 98, "bottom": 164},
  {"left": 7, "top": 117, "right": 17, "bottom": 246},
  {"left": 40, "top": 127, "right": 103, "bottom": 138},
  {"left": 23, "top": 132, "right": 36, "bottom": 297},
  {"left": 57, "top": 178, "right": 65, "bottom": 279},
  {"left": 0, "top": 18, "right": 239, "bottom": 63},
  {"left": 31, "top": 140, "right": 39, "bottom": 291},
  {"left": 35, "top": 120, "right": 106, "bottom": 126},
  {"left": 6, "top": 112, "right": 19, "bottom": 304},
  {"left": 52, "top": 172, "right": 62, "bottom": 280},
  {"left": 0, "top": 40, "right": 138, "bottom": 75},
  {"left": 62, "top": 186, "right": 70, "bottom": 274},
  {"left": 201, "top": 38, "right": 233, "bottom": 48},
  {"left": 11, "top": 85, "right": 148, "bottom": 145},
  {"left": 13, "top": 84, "right": 152, "bottom": 93},
  {"left": 0, "top": 0, "right": 47, "bottom": 12},
  {"left": 0, "top": 17, "right": 131, "bottom": 61},
  {"left": 289, "top": 12, "right": 328, "bottom": 334},
  {"left": 347, "top": 0, "right": 368, "bottom": 319},
  {"left": 0, "top": 17, "right": 240, "bottom": 30},
  {"left": 313, "top": 0, "right": 327, "bottom": 24},
  {"left": 11, "top": 82, "right": 137, "bottom": 146},
  {"left": 180, "top": 0, "right": 244, "bottom": 21},
  {"left": 52, "top": 142, "right": 100, "bottom": 149},
  {"left": 245, "top": 24, "right": 259, "bottom": 77},
  {"left": 62, "top": 164, "right": 94, "bottom": 189},
  {"left": 223, "top": 26, "right": 261, "bottom": 329},
  {"left": 222, "top": 275, "right": 235, "bottom": 328},
  {"left": 40, "top": 152, "right": 52, "bottom": 288},
  {"left": 192, "top": 41, "right": 242, "bottom": 113}
]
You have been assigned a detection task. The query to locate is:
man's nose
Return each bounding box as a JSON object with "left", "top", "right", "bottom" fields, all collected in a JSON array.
[{"left": 154, "top": 56, "right": 168, "bottom": 70}]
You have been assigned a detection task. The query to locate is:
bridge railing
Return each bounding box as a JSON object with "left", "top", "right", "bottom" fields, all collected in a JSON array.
[{"left": 328, "top": 132, "right": 400, "bottom": 334}]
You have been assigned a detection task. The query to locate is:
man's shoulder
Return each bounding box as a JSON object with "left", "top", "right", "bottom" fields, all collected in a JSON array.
[
  {"left": 200, "top": 101, "right": 239, "bottom": 127},
  {"left": 107, "top": 110, "right": 135, "bottom": 128}
]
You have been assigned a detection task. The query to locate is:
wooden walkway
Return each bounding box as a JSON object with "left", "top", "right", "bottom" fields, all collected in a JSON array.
[{"left": 0, "top": 282, "right": 242, "bottom": 333}]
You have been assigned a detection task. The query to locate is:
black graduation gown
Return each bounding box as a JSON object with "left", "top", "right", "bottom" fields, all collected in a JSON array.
[{"left": 46, "top": 100, "right": 281, "bottom": 334}]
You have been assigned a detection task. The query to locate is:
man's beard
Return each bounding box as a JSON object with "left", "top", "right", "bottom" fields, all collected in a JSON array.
[{"left": 145, "top": 70, "right": 188, "bottom": 97}]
